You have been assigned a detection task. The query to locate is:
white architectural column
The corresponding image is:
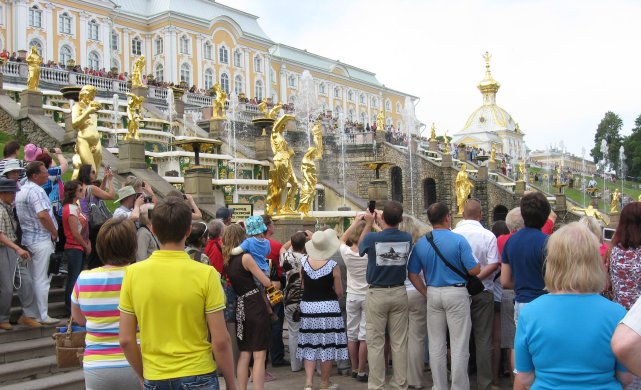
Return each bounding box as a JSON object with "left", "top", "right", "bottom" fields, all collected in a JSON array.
[
  {"left": 44, "top": 3, "right": 54, "bottom": 58},
  {"left": 342, "top": 86, "right": 347, "bottom": 116},
  {"left": 167, "top": 27, "right": 178, "bottom": 83},
  {"left": 196, "top": 34, "right": 203, "bottom": 88},
  {"left": 367, "top": 93, "right": 371, "bottom": 124},
  {"left": 101, "top": 17, "right": 111, "bottom": 71},
  {"left": 279, "top": 66, "right": 287, "bottom": 103},
  {"left": 122, "top": 28, "right": 130, "bottom": 75},
  {"left": 14, "top": 0, "right": 27, "bottom": 52},
  {"left": 265, "top": 55, "right": 271, "bottom": 99},
  {"left": 79, "top": 11, "right": 89, "bottom": 67},
  {"left": 244, "top": 47, "right": 251, "bottom": 97},
  {"left": 144, "top": 33, "right": 152, "bottom": 75},
  {"left": 162, "top": 28, "right": 171, "bottom": 82}
]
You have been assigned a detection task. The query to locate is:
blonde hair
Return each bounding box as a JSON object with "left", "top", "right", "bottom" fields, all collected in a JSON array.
[
  {"left": 222, "top": 224, "right": 246, "bottom": 266},
  {"left": 399, "top": 215, "right": 432, "bottom": 244},
  {"left": 578, "top": 216, "right": 602, "bottom": 242},
  {"left": 544, "top": 222, "right": 605, "bottom": 293},
  {"left": 346, "top": 220, "right": 366, "bottom": 247}
]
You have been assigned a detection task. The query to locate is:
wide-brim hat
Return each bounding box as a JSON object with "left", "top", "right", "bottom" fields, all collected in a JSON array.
[
  {"left": 0, "top": 177, "right": 19, "bottom": 193},
  {"left": 24, "top": 143, "right": 42, "bottom": 162},
  {"left": 305, "top": 229, "right": 340, "bottom": 260},
  {"left": 1, "top": 160, "right": 24, "bottom": 176},
  {"left": 245, "top": 215, "right": 267, "bottom": 236},
  {"left": 115, "top": 186, "right": 137, "bottom": 203}
]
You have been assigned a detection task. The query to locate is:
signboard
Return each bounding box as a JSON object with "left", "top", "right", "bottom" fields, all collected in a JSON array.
[{"left": 227, "top": 203, "right": 253, "bottom": 222}]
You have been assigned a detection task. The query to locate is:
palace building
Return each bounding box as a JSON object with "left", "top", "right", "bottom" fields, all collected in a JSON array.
[{"left": 5, "top": 0, "right": 418, "bottom": 130}]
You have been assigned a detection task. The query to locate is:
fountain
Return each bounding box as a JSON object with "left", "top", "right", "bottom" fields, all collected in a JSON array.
[
  {"left": 600, "top": 139, "right": 608, "bottom": 212},
  {"left": 226, "top": 92, "right": 240, "bottom": 202},
  {"left": 298, "top": 70, "right": 320, "bottom": 147},
  {"left": 337, "top": 112, "right": 350, "bottom": 211},
  {"left": 166, "top": 87, "right": 176, "bottom": 134},
  {"left": 403, "top": 97, "right": 416, "bottom": 216}
]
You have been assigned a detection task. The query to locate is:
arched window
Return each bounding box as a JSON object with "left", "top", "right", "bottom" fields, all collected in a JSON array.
[
  {"left": 203, "top": 42, "right": 213, "bottom": 60},
  {"left": 88, "top": 51, "right": 100, "bottom": 70},
  {"left": 390, "top": 166, "right": 403, "bottom": 203},
  {"left": 179, "top": 35, "right": 190, "bottom": 54},
  {"left": 423, "top": 178, "right": 437, "bottom": 209},
  {"left": 348, "top": 109, "right": 355, "bottom": 122},
  {"left": 131, "top": 37, "right": 142, "bottom": 55},
  {"left": 111, "top": 58, "right": 120, "bottom": 72},
  {"left": 371, "top": 97, "right": 378, "bottom": 108},
  {"left": 385, "top": 99, "right": 392, "bottom": 112},
  {"left": 319, "top": 83, "right": 326, "bottom": 94},
  {"left": 386, "top": 118, "right": 393, "bottom": 127},
  {"left": 234, "top": 75, "right": 243, "bottom": 95},
  {"left": 154, "top": 37, "right": 163, "bottom": 55},
  {"left": 334, "top": 87, "right": 340, "bottom": 98},
  {"left": 288, "top": 75, "right": 297, "bottom": 88},
  {"left": 29, "top": 6, "right": 42, "bottom": 28},
  {"left": 334, "top": 105, "right": 341, "bottom": 115},
  {"left": 59, "top": 12, "right": 72, "bottom": 34},
  {"left": 59, "top": 45, "right": 72, "bottom": 66},
  {"left": 359, "top": 93, "right": 365, "bottom": 105},
  {"left": 180, "top": 63, "right": 191, "bottom": 85},
  {"left": 111, "top": 30, "right": 119, "bottom": 51},
  {"left": 347, "top": 90, "right": 353, "bottom": 101},
  {"left": 220, "top": 73, "right": 230, "bottom": 93},
  {"left": 396, "top": 102, "right": 402, "bottom": 113},
  {"left": 397, "top": 121, "right": 402, "bottom": 131},
  {"left": 204, "top": 69, "right": 214, "bottom": 90},
  {"left": 255, "top": 80, "right": 263, "bottom": 101},
  {"left": 155, "top": 63, "right": 164, "bottom": 82},
  {"left": 88, "top": 19, "right": 99, "bottom": 40},
  {"left": 359, "top": 112, "right": 366, "bottom": 124},
  {"left": 254, "top": 55, "right": 262, "bottom": 73},
  {"left": 219, "top": 45, "right": 228, "bottom": 64},
  {"left": 28, "top": 39, "right": 43, "bottom": 56},
  {"left": 288, "top": 95, "right": 297, "bottom": 104},
  {"left": 233, "top": 49, "right": 242, "bottom": 67}
]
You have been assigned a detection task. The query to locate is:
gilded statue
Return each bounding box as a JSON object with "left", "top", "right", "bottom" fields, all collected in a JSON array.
[
  {"left": 71, "top": 85, "right": 102, "bottom": 179},
  {"left": 430, "top": 123, "right": 437, "bottom": 141},
  {"left": 571, "top": 205, "right": 608, "bottom": 225},
  {"left": 455, "top": 163, "right": 474, "bottom": 215},
  {"left": 517, "top": 162, "right": 525, "bottom": 181},
  {"left": 490, "top": 144, "right": 496, "bottom": 162},
  {"left": 610, "top": 188, "right": 621, "bottom": 214},
  {"left": 298, "top": 121, "right": 323, "bottom": 216},
  {"left": 125, "top": 93, "right": 144, "bottom": 141},
  {"left": 264, "top": 168, "right": 277, "bottom": 216},
  {"left": 638, "top": 194, "right": 641, "bottom": 202},
  {"left": 212, "top": 83, "right": 227, "bottom": 119},
  {"left": 266, "top": 114, "right": 299, "bottom": 215},
  {"left": 131, "top": 56, "right": 145, "bottom": 88},
  {"left": 376, "top": 110, "right": 385, "bottom": 131},
  {"left": 443, "top": 131, "right": 450, "bottom": 154},
  {"left": 26, "top": 46, "right": 41, "bottom": 91},
  {"left": 269, "top": 102, "right": 283, "bottom": 119},
  {"left": 555, "top": 166, "right": 562, "bottom": 187}
]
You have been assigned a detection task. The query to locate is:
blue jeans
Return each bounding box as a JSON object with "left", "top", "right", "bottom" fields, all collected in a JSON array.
[
  {"left": 64, "top": 248, "right": 84, "bottom": 313},
  {"left": 143, "top": 372, "right": 219, "bottom": 390}
]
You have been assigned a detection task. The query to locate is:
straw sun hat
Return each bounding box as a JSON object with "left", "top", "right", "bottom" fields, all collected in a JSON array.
[{"left": 305, "top": 229, "right": 340, "bottom": 260}]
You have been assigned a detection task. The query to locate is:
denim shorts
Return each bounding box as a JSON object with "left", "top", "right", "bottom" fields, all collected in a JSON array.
[{"left": 143, "top": 372, "right": 219, "bottom": 390}]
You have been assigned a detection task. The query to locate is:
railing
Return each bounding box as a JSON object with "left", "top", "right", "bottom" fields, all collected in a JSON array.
[
  {"left": 75, "top": 73, "right": 114, "bottom": 91},
  {"left": 149, "top": 86, "right": 168, "bottom": 100},
  {"left": 185, "top": 93, "right": 212, "bottom": 106},
  {"left": 0, "top": 61, "right": 20, "bottom": 77},
  {"left": 40, "top": 66, "right": 69, "bottom": 85},
  {"left": 330, "top": 131, "right": 374, "bottom": 144}
]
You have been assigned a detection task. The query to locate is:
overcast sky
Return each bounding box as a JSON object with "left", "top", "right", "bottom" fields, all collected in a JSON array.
[{"left": 220, "top": 0, "right": 640, "bottom": 157}]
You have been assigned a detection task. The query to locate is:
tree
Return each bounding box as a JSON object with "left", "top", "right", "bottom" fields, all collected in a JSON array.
[
  {"left": 590, "top": 111, "right": 623, "bottom": 172},
  {"left": 623, "top": 114, "right": 641, "bottom": 180}
]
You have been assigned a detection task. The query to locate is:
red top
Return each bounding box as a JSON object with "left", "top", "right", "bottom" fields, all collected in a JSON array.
[
  {"left": 268, "top": 238, "right": 283, "bottom": 278},
  {"left": 63, "top": 204, "right": 88, "bottom": 250},
  {"left": 497, "top": 218, "right": 554, "bottom": 259},
  {"left": 204, "top": 237, "right": 224, "bottom": 274}
]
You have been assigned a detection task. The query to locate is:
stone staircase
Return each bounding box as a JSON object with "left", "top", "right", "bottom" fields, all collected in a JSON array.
[{"left": 0, "top": 275, "right": 84, "bottom": 389}]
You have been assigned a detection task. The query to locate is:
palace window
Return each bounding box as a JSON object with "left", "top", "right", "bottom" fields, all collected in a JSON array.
[
  {"left": 220, "top": 73, "right": 230, "bottom": 93},
  {"left": 348, "top": 108, "right": 355, "bottom": 122},
  {"left": 131, "top": 37, "right": 142, "bottom": 56},
  {"left": 88, "top": 20, "right": 99, "bottom": 40},
  {"left": 288, "top": 74, "right": 297, "bottom": 88},
  {"left": 233, "top": 49, "right": 242, "bottom": 67},
  {"left": 180, "top": 63, "right": 191, "bottom": 85},
  {"left": 88, "top": 51, "right": 100, "bottom": 70},
  {"left": 371, "top": 97, "right": 378, "bottom": 108},
  {"left": 28, "top": 39, "right": 43, "bottom": 56},
  {"left": 219, "top": 45, "right": 229, "bottom": 64},
  {"left": 111, "top": 30, "right": 119, "bottom": 51},
  {"left": 203, "top": 42, "right": 213, "bottom": 60},
  {"left": 347, "top": 90, "right": 354, "bottom": 102},
  {"left": 319, "top": 83, "right": 326, "bottom": 94},
  {"left": 154, "top": 37, "right": 163, "bottom": 55},
  {"left": 385, "top": 99, "right": 392, "bottom": 112},
  {"left": 255, "top": 80, "right": 263, "bottom": 101},
  {"left": 204, "top": 69, "right": 214, "bottom": 90},
  {"left": 59, "top": 45, "right": 72, "bottom": 66},
  {"left": 396, "top": 102, "right": 402, "bottom": 113},
  {"left": 59, "top": 12, "right": 72, "bottom": 34},
  {"left": 29, "top": 6, "right": 42, "bottom": 28},
  {"left": 155, "top": 63, "right": 164, "bottom": 82},
  {"left": 254, "top": 55, "right": 262, "bottom": 73},
  {"left": 234, "top": 75, "right": 243, "bottom": 95},
  {"left": 359, "top": 93, "right": 365, "bottom": 105},
  {"left": 334, "top": 87, "right": 341, "bottom": 98},
  {"left": 179, "top": 35, "right": 190, "bottom": 55},
  {"left": 360, "top": 112, "right": 366, "bottom": 124}
]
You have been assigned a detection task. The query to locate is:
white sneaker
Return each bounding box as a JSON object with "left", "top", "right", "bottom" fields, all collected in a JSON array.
[{"left": 40, "top": 316, "right": 60, "bottom": 325}]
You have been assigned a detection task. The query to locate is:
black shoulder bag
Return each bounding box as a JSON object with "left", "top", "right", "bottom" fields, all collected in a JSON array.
[{"left": 424, "top": 231, "right": 484, "bottom": 296}]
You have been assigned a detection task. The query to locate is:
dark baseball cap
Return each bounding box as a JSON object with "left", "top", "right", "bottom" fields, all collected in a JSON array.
[{"left": 215, "top": 207, "right": 233, "bottom": 220}]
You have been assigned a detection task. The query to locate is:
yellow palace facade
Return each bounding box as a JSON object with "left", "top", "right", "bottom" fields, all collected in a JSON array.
[{"left": 3, "top": 0, "right": 418, "bottom": 130}]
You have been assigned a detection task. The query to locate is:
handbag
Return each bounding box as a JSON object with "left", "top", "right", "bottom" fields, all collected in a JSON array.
[
  {"left": 424, "top": 231, "right": 485, "bottom": 296},
  {"left": 48, "top": 251, "right": 63, "bottom": 275},
  {"left": 87, "top": 186, "right": 112, "bottom": 230},
  {"left": 52, "top": 317, "right": 86, "bottom": 368}
]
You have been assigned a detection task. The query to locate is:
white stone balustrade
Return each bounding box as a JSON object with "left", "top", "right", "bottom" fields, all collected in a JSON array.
[
  {"left": 0, "top": 61, "right": 21, "bottom": 77},
  {"left": 185, "top": 93, "right": 212, "bottom": 106}
]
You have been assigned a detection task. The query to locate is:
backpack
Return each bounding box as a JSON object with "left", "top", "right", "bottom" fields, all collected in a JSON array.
[
  {"left": 87, "top": 186, "right": 112, "bottom": 230},
  {"left": 48, "top": 176, "right": 64, "bottom": 218}
]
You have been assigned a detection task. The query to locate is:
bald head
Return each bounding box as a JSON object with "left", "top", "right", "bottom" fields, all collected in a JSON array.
[{"left": 463, "top": 199, "right": 482, "bottom": 220}]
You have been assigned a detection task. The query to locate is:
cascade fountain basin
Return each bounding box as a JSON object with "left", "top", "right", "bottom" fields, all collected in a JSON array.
[
  {"left": 252, "top": 117, "right": 276, "bottom": 128},
  {"left": 363, "top": 161, "right": 395, "bottom": 179},
  {"left": 60, "top": 86, "right": 82, "bottom": 101}
]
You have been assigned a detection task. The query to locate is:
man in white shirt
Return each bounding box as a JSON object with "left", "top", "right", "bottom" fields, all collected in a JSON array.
[
  {"left": 612, "top": 298, "right": 641, "bottom": 376},
  {"left": 453, "top": 199, "right": 500, "bottom": 390},
  {"left": 113, "top": 186, "right": 145, "bottom": 221}
]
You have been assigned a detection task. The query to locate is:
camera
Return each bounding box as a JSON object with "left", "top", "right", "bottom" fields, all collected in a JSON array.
[{"left": 144, "top": 196, "right": 153, "bottom": 203}]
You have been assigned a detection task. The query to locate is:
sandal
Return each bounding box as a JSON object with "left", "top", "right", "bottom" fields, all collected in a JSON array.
[{"left": 320, "top": 382, "right": 339, "bottom": 390}]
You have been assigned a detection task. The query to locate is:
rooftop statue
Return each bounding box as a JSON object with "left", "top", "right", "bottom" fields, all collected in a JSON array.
[
  {"left": 26, "top": 46, "right": 41, "bottom": 91},
  {"left": 71, "top": 85, "right": 102, "bottom": 179},
  {"left": 430, "top": 122, "right": 437, "bottom": 141}
]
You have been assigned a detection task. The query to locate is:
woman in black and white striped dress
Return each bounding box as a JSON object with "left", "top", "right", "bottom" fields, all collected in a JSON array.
[{"left": 297, "top": 229, "right": 348, "bottom": 390}]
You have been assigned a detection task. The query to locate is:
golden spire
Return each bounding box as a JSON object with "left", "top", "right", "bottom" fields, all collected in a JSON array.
[{"left": 477, "top": 51, "right": 500, "bottom": 100}]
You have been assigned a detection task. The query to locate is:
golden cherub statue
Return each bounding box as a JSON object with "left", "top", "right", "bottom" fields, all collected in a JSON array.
[
  {"left": 376, "top": 110, "right": 385, "bottom": 132},
  {"left": 71, "top": 85, "right": 102, "bottom": 179},
  {"left": 26, "top": 46, "right": 41, "bottom": 91},
  {"left": 298, "top": 121, "right": 324, "bottom": 216},
  {"left": 266, "top": 114, "right": 299, "bottom": 215},
  {"left": 571, "top": 205, "right": 609, "bottom": 225},
  {"left": 455, "top": 163, "right": 474, "bottom": 215},
  {"left": 131, "top": 56, "right": 145, "bottom": 88},
  {"left": 212, "top": 83, "right": 227, "bottom": 119},
  {"left": 125, "top": 93, "right": 144, "bottom": 141},
  {"left": 610, "top": 188, "right": 621, "bottom": 214},
  {"left": 430, "top": 123, "right": 437, "bottom": 141}
]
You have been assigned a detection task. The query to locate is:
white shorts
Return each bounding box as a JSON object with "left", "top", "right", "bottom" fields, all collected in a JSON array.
[{"left": 346, "top": 293, "right": 367, "bottom": 341}]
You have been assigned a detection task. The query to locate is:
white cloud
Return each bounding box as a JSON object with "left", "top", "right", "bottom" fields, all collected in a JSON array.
[{"left": 221, "top": 0, "right": 641, "bottom": 156}]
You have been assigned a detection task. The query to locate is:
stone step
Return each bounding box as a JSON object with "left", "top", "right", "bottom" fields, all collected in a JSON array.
[
  {"left": 0, "top": 337, "right": 55, "bottom": 364},
  {"left": 11, "top": 288, "right": 66, "bottom": 308},
  {"left": 0, "top": 355, "right": 78, "bottom": 386},
  {"left": 0, "top": 320, "right": 65, "bottom": 345},
  {"left": 0, "top": 370, "right": 85, "bottom": 390},
  {"left": 10, "top": 301, "right": 67, "bottom": 324}
]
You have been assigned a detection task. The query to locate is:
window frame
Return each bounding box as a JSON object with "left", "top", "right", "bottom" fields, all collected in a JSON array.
[
  {"left": 155, "top": 63, "right": 164, "bottom": 82},
  {"left": 180, "top": 63, "right": 191, "bottom": 85},
  {"left": 111, "top": 30, "right": 119, "bottom": 51},
  {"left": 59, "top": 12, "right": 72, "bottom": 35},
  {"left": 88, "top": 51, "right": 100, "bottom": 70},
  {"left": 29, "top": 6, "right": 42, "bottom": 28},
  {"left": 154, "top": 37, "right": 163, "bottom": 55},
  {"left": 204, "top": 68, "right": 214, "bottom": 90},
  {"left": 219, "top": 45, "right": 229, "bottom": 64},
  {"left": 233, "top": 49, "right": 242, "bottom": 68},
  {"left": 131, "top": 37, "right": 142, "bottom": 56},
  {"left": 203, "top": 42, "right": 213, "bottom": 60},
  {"left": 220, "top": 73, "right": 230, "bottom": 93},
  {"left": 234, "top": 74, "right": 243, "bottom": 95},
  {"left": 59, "top": 45, "right": 73, "bottom": 66},
  {"left": 179, "top": 35, "right": 190, "bottom": 55},
  {"left": 88, "top": 20, "right": 99, "bottom": 41},
  {"left": 255, "top": 79, "right": 263, "bottom": 101},
  {"left": 254, "top": 55, "right": 262, "bottom": 73}
]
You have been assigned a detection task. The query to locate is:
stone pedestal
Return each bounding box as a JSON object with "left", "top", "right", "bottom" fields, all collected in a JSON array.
[
  {"left": 270, "top": 217, "right": 317, "bottom": 245},
  {"left": 458, "top": 149, "right": 467, "bottom": 161},
  {"left": 130, "top": 86, "right": 148, "bottom": 98},
  {"left": 608, "top": 213, "right": 620, "bottom": 228},
  {"left": 117, "top": 140, "right": 147, "bottom": 174},
  {"left": 174, "top": 97, "right": 184, "bottom": 119},
  {"left": 255, "top": 133, "right": 270, "bottom": 161},
  {"left": 375, "top": 130, "right": 385, "bottom": 144},
  {"left": 452, "top": 214, "right": 464, "bottom": 228},
  {"left": 209, "top": 118, "right": 226, "bottom": 140},
  {"left": 18, "top": 89, "right": 44, "bottom": 118},
  {"left": 184, "top": 167, "right": 215, "bottom": 204},
  {"left": 590, "top": 196, "right": 601, "bottom": 208},
  {"left": 429, "top": 139, "right": 438, "bottom": 152},
  {"left": 0, "top": 74, "right": 4, "bottom": 95},
  {"left": 368, "top": 179, "right": 388, "bottom": 205},
  {"left": 515, "top": 181, "right": 526, "bottom": 196},
  {"left": 488, "top": 160, "right": 497, "bottom": 171},
  {"left": 477, "top": 166, "right": 488, "bottom": 180},
  {"left": 554, "top": 194, "right": 567, "bottom": 212},
  {"left": 441, "top": 154, "right": 452, "bottom": 168}
]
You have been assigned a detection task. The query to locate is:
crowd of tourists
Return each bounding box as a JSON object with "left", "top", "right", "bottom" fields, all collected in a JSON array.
[{"left": 1, "top": 138, "right": 641, "bottom": 390}]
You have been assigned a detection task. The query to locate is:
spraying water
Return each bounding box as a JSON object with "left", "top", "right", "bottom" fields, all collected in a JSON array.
[
  {"left": 337, "top": 112, "right": 346, "bottom": 206},
  {"left": 600, "top": 139, "right": 608, "bottom": 212},
  {"left": 227, "top": 92, "right": 240, "bottom": 202},
  {"left": 166, "top": 88, "right": 175, "bottom": 134},
  {"left": 298, "top": 70, "right": 319, "bottom": 147},
  {"left": 403, "top": 97, "right": 416, "bottom": 216}
]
